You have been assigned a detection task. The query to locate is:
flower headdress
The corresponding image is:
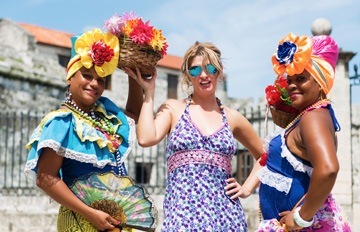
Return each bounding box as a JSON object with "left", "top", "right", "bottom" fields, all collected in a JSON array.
[
  {"left": 66, "top": 28, "right": 119, "bottom": 80},
  {"left": 267, "top": 32, "right": 339, "bottom": 115},
  {"left": 271, "top": 32, "right": 338, "bottom": 95},
  {"left": 104, "top": 11, "right": 168, "bottom": 57},
  {"left": 271, "top": 33, "right": 312, "bottom": 77}
]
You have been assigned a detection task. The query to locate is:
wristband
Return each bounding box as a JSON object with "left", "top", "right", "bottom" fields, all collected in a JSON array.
[{"left": 293, "top": 207, "right": 314, "bottom": 228}]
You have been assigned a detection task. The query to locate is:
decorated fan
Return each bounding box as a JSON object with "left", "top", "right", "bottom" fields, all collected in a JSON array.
[{"left": 70, "top": 172, "right": 157, "bottom": 231}]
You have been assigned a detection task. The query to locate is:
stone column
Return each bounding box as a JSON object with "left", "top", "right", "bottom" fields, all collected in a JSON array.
[
  {"left": 330, "top": 51, "right": 355, "bottom": 223},
  {"left": 312, "top": 18, "right": 356, "bottom": 227}
]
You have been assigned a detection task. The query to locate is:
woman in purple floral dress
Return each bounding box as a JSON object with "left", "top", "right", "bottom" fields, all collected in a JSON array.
[{"left": 131, "top": 41, "right": 264, "bottom": 231}]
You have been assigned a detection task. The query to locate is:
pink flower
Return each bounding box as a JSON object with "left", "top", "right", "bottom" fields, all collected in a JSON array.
[
  {"left": 129, "top": 19, "right": 153, "bottom": 44},
  {"left": 103, "top": 11, "right": 168, "bottom": 56}
]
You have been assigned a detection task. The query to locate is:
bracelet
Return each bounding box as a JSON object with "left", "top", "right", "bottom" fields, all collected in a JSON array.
[{"left": 293, "top": 207, "right": 314, "bottom": 228}]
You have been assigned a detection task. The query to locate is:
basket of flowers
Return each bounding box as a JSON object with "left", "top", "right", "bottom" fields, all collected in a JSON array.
[
  {"left": 104, "top": 12, "right": 168, "bottom": 78},
  {"left": 265, "top": 75, "right": 299, "bottom": 128}
]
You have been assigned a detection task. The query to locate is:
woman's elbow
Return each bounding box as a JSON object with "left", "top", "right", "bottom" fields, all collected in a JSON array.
[
  {"left": 321, "top": 163, "right": 339, "bottom": 180},
  {"left": 329, "top": 165, "right": 339, "bottom": 178},
  {"left": 137, "top": 138, "right": 154, "bottom": 147}
]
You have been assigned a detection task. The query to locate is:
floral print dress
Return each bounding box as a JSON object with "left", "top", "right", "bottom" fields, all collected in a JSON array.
[{"left": 162, "top": 98, "right": 247, "bottom": 232}]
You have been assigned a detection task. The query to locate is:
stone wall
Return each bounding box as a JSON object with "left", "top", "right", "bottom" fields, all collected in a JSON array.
[{"left": 0, "top": 194, "right": 260, "bottom": 232}]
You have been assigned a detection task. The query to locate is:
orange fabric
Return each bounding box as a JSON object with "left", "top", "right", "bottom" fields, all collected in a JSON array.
[{"left": 272, "top": 33, "right": 337, "bottom": 95}]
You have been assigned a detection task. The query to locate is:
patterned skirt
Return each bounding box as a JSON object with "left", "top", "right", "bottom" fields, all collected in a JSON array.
[
  {"left": 256, "top": 194, "right": 352, "bottom": 232},
  {"left": 298, "top": 194, "right": 352, "bottom": 232},
  {"left": 57, "top": 206, "right": 133, "bottom": 232}
]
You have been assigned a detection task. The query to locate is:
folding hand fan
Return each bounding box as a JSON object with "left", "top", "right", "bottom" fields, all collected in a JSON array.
[{"left": 70, "top": 172, "right": 157, "bottom": 232}]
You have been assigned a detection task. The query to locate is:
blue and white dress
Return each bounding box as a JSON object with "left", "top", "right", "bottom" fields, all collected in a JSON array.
[
  {"left": 257, "top": 104, "right": 351, "bottom": 231},
  {"left": 24, "top": 96, "right": 134, "bottom": 188}
]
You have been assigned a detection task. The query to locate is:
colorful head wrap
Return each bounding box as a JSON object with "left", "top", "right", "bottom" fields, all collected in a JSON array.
[
  {"left": 66, "top": 28, "right": 120, "bottom": 80},
  {"left": 271, "top": 33, "right": 339, "bottom": 94}
]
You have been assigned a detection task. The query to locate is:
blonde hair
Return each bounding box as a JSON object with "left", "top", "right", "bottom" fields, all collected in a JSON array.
[{"left": 180, "top": 41, "right": 223, "bottom": 93}]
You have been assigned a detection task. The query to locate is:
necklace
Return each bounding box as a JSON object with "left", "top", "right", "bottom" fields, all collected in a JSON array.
[
  {"left": 61, "top": 99, "right": 121, "bottom": 149},
  {"left": 61, "top": 100, "right": 115, "bottom": 134},
  {"left": 61, "top": 99, "right": 126, "bottom": 175},
  {"left": 285, "top": 99, "right": 331, "bottom": 130},
  {"left": 187, "top": 94, "right": 224, "bottom": 110}
]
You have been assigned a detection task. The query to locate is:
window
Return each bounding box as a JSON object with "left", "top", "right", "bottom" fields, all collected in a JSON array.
[
  {"left": 58, "top": 54, "right": 70, "bottom": 68},
  {"left": 167, "top": 74, "right": 178, "bottom": 99},
  {"left": 105, "top": 75, "right": 112, "bottom": 90},
  {"left": 135, "top": 162, "right": 153, "bottom": 184}
]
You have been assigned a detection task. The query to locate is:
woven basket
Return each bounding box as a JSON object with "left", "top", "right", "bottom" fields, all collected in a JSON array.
[
  {"left": 117, "top": 36, "right": 162, "bottom": 78},
  {"left": 270, "top": 106, "right": 297, "bottom": 128}
]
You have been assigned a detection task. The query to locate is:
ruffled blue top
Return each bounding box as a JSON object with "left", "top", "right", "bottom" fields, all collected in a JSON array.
[
  {"left": 257, "top": 104, "right": 340, "bottom": 220},
  {"left": 24, "top": 96, "right": 134, "bottom": 187}
]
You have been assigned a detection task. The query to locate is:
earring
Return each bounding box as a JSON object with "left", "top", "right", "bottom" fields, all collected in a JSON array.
[{"left": 65, "top": 87, "right": 72, "bottom": 100}]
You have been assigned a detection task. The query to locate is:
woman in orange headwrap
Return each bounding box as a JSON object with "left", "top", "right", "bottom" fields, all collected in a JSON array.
[{"left": 239, "top": 33, "right": 352, "bottom": 231}]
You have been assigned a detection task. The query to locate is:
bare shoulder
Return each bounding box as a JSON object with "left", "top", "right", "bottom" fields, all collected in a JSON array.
[
  {"left": 161, "top": 98, "right": 186, "bottom": 110},
  {"left": 300, "top": 108, "right": 333, "bottom": 131},
  {"left": 157, "top": 98, "right": 187, "bottom": 116},
  {"left": 223, "top": 105, "right": 245, "bottom": 120},
  {"left": 222, "top": 105, "right": 248, "bottom": 129}
]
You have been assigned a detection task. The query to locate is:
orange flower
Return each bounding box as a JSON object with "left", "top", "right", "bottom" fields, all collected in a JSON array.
[{"left": 271, "top": 33, "right": 312, "bottom": 76}]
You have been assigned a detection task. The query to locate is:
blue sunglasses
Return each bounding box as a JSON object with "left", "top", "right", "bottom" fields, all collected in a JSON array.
[{"left": 189, "top": 64, "right": 217, "bottom": 77}]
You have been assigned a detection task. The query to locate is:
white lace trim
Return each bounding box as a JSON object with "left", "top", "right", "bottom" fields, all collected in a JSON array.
[
  {"left": 263, "top": 129, "right": 313, "bottom": 176},
  {"left": 24, "top": 161, "right": 38, "bottom": 181},
  {"left": 280, "top": 130, "right": 313, "bottom": 175},
  {"left": 30, "top": 139, "right": 115, "bottom": 167},
  {"left": 257, "top": 166, "right": 292, "bottom": 194},
  {"left": 25, "top": 117, "right": 134, "bottom": 180},
  {"left": 263, "top": 128, "right": 283, "bottom": 152}
]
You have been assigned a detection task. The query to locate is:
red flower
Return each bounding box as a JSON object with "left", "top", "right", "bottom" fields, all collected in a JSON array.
[
  {"left": 265, "top": 85, "right": 281, "bottom": 106},
  {"left": 259, "top": 153, "right": 268, "bottom": 166},
  {"left": 265, "top": 75, "right": 299, "bottom": 114},
  {"left": 90, "top": 41, "right": 115, "bottom": 66}
]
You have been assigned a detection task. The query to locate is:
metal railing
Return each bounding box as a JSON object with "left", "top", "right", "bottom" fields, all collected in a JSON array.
[{"left": 0, "top": 107, "right": 269, "bottom": 196}]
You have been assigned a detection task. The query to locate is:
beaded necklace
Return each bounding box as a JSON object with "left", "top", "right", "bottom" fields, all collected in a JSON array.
[
  {"left": 61, "top": 99, "right": 125, "bottom": 175},
  {"left": 285, "top": 98, "right": 331, "bottom": 130},
  {"left": 61, "top": 99, "right": 115, "bottom": 134},
  {"left": 187, "top": 94, "right": 224, "bottom": 110}
]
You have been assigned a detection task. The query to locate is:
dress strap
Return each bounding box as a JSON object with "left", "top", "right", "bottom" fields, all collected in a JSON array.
[
  {"left": 285, "top": 100, "right": 340, "bottom": 134},
  {"left": 216, "top": 97, "right": 227, "bottom": 123},
  {"left": 184, "top": 95, "right": 192, "bottom": 115},
  {"left": 186, "top": 95, "right": 226, "bottom": 122},
  {"left": 328, "top": 104, "right": 341, "bottom": 132}
]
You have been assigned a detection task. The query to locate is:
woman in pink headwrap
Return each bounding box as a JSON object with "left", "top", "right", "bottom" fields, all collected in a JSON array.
[{"left": 239, "top": 33, "right": 352, "bottom": 231}]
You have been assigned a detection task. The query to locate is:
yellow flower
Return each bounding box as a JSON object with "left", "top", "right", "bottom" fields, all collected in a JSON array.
[
  {"left": 73, "top": 28, "right": 119, "bottom": 78},
  {"left": 150, "top": 28, "right": 166, "bottom": 51}
]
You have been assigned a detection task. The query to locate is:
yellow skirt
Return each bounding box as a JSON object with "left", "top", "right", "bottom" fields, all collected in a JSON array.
[{"left": 57, "top": 206, "right": 133, "bottom": 232}]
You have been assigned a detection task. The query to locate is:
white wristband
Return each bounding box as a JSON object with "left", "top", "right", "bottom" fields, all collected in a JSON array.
[{"left": 293, "top": 207, "right": 314, "bottom": 228}]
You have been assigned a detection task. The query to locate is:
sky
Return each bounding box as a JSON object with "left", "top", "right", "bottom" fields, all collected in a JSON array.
[{"left": 2, "top": 0, "right": 360, "bottom": 104}]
